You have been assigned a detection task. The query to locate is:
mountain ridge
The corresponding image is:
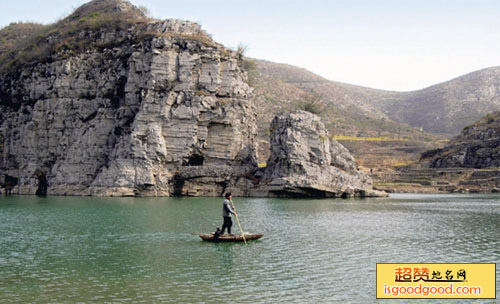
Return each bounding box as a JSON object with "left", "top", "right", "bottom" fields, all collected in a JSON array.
[{"left": 254, "top": 59, "right": 500, "bottom": 135}]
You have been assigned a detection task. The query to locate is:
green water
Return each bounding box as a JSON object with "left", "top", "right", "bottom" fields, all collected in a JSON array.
[{"left": 0, "top": 194, "right": 499, "bottom": 303}]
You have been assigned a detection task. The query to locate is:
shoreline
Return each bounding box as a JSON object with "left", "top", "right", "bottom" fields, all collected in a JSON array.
[{"left": 1, "top": 189, "right": 499, "bottom": 198}]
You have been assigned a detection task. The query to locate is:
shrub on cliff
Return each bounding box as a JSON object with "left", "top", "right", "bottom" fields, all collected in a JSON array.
[{"left": 295, "top": 91, "right": 326, "bottom": 115}]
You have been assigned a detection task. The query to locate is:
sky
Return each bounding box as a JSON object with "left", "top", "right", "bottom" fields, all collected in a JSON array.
[{"left": 1, "top": 0, "right": 500, "bottom": 91}]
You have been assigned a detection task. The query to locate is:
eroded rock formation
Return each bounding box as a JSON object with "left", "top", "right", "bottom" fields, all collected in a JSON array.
[{"left": 250, "top": 111, "right": 385, "bottom": 197}]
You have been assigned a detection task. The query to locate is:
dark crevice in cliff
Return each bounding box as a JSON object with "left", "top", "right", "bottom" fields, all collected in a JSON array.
[
  {"left": 185, "top": 154, "right": 204, "bottom": 166},
  {"left": 115, "top": 76, "right": 128, "bottom": 108},
  {"left": 35, "top": 170, "right": 48, "bottom": 196},
  {"left": 0, "top": 88, "right": 21, "bottom": 111},
  {"left": 113, "top": 126, "right": 123, "bottom": 136},
  {"left": 0, "top": 88, "right": 10, "bottom": 102},
  {"left": 173, "top": 174, "right": 185, "bottom": 196},
  {"left": 1, "top": 175, "right": 18, "bottom": 195},
  {"left": 81, "top": 111, "right": 98, "bottom": 123},
  {"left": 217, "top": 181, "right": 228, "bottom": 197},
  {"left": 270, "top": 187, "right": 338, "bottom": 198}
]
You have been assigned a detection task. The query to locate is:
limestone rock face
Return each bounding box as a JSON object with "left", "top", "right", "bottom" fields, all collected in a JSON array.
[
  {"left": 252, "top": 111, "right": 385, "bottom": 197},
  {"left": 0, "top": 0, "right": 380, "bottom": 198},
  {"left": 425, "top": 112, "right": 500, "bottom": 169},
  {"left": 0, "top": 18, "right": 257, "bottom": 196}
]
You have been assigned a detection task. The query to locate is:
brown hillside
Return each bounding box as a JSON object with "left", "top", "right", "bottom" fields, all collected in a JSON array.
[{"left": 371, "top": 67, "right": 500, "bottom": 134}]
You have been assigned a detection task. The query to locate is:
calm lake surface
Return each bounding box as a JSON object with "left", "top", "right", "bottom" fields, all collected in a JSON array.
[{"left": 0, "top": 193, "right": 499, "bottom": 303}]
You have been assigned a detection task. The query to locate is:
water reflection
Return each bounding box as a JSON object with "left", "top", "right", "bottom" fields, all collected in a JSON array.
[
  {"left": 0, "top": 193, "right": 498, "bottom": 303},
  {"left": 213, "top": 243, "right": 235, "bottom": 270}
]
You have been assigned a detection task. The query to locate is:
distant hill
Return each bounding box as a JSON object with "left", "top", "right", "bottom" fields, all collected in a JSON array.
[
  {"left": 374, "top": 67, "right": 500, "bottom": 134},
  {"left": 253, "top": 60, "right": 500, "bottom": 136},
  {"left": 251, "top": 59, "right": 426, "bottom": 138}
]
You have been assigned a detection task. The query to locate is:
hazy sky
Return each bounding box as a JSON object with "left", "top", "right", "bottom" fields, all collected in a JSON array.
[{"left": 1, "top": 0, "right": 500, "bottom": 91}]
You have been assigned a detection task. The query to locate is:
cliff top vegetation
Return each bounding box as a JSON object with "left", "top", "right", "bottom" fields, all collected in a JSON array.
[{"left": 0, "top": 0, "right": 216, "bottom": 75}]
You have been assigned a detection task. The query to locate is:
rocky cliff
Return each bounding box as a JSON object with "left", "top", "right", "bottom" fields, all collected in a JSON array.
[
  {"left": 0, "top": 0, "right": 381, "bottom": 198},
  {"left": 251, "top": 111, "right": 385, "bottom": 197},
  {"left": 0, "top": 0, "right": 258, "bottom": 196},
  {"left": 423, "top": 112, "right": 500, "bottom": 168}
]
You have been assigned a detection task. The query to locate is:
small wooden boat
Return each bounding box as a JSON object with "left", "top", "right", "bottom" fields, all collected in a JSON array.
[{"left": 198, "top": 233, "right": 263, "bottom": 242}]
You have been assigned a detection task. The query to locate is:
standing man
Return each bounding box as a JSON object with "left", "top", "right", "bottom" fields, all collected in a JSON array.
[{"left": 221, "top": 192, "right": 236, "bottom": 235}]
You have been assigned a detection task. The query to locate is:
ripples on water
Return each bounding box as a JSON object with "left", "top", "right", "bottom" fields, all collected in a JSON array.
[{"left": 0, "top": 194, "right": 499, "bottom": 303}]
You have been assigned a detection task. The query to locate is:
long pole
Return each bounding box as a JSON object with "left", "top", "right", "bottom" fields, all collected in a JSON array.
[{"left": 230, "top": 199, "right": 247, "bottom": 245}]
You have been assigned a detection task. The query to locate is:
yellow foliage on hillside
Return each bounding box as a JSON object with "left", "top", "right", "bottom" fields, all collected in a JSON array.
[
  {"left": 332, "top": 136, "right": 409, "bottom": 142},
  {"left": 393, "top": 161, "right": 417, "bottom": 167}
]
